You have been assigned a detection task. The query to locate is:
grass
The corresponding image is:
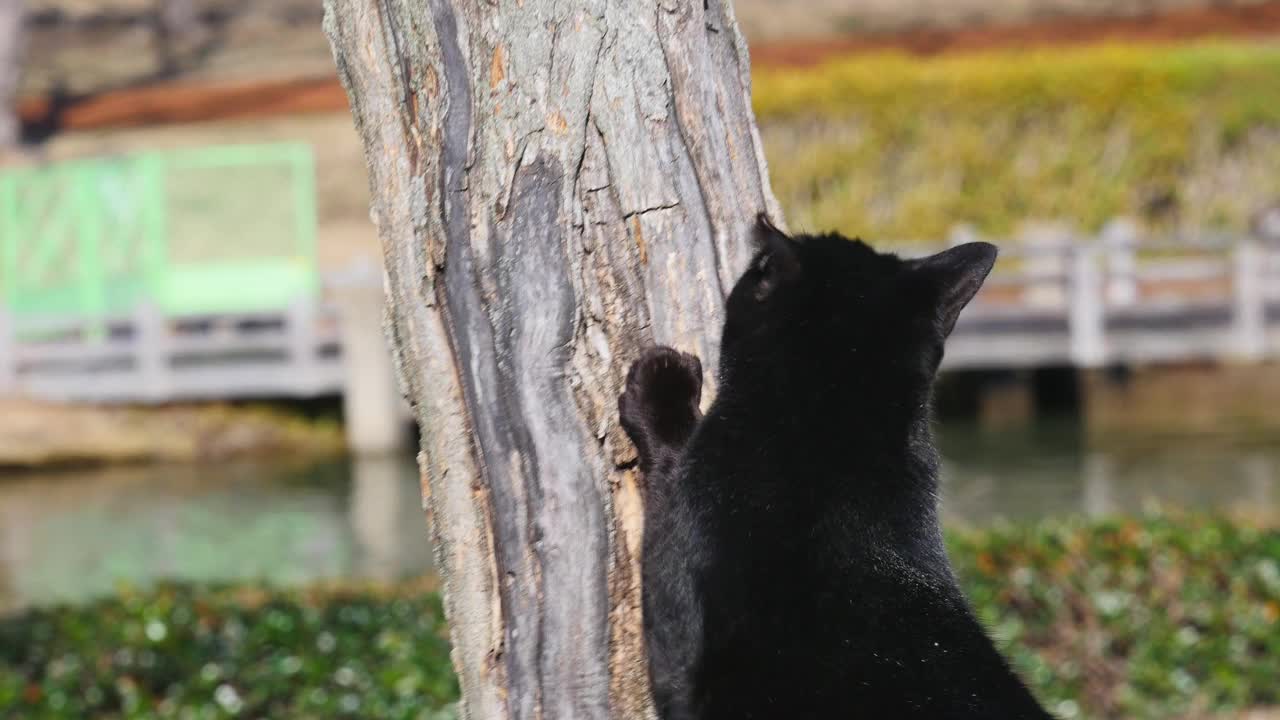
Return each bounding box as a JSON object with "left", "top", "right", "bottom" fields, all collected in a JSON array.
[
  {"left": 755, "top": 41, "right": 1280, "bottom": 241},
  {"left": 2, "top": 515, "right": 1277, "bottom": 719}
]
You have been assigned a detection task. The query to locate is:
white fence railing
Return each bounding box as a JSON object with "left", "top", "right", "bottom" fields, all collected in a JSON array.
[{"left": 936, "top": 225, "right": 1280, "bottom": 369}]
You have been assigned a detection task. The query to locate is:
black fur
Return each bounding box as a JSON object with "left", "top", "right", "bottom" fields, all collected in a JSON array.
[{"left": 619, "top": 216, "right": 1053, "bottom": 719}]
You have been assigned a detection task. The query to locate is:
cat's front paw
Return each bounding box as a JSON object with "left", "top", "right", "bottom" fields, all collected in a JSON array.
[{"left": 619, "top": 346, "right": 703, "bottom": 471}]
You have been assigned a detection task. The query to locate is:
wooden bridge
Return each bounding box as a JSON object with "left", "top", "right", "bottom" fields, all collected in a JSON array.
[
  {"left": 2, "top": 224, "right": 1276, "bottom": 406},
  {"left": 2, "top": 280, "right": 342, "bottom": 403},
  {"left": 940, "top": 222, "right": 1280, "bottom": 370},
  {"left": 0, "top": 263, "right": 405, "bottom": 454}
]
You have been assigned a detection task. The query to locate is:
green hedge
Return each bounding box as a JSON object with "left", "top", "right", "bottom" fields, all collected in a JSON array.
[
  {"left": 755, "top": 42, "right": 1280, "bottom": 241},
  {"left": 2, "top": 516, "right": 1277, "bottom": 719},
  {"left": 952, "top": 515, "right": 1280, "bottom": 719},
  {"left": 0, "top": 580, "right": 458, "bottom": 719}
]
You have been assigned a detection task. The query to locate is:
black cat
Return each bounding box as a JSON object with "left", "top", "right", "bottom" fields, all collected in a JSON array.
[{"left": 619, "top": 216, "right": 1053, "bottom": 719}]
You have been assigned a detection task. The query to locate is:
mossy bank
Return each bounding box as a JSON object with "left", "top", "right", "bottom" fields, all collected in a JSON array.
[{"left": 0, "top": 400, "right": 345, "bottom": 468}]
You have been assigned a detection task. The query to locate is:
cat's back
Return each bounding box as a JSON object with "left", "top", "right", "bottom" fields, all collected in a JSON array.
[
  {"left": 677, "top": 411, "right": 1049, "bottom": 720},
  {"left": 693, "top": 563, "right": 1050, "bottom": 720}
]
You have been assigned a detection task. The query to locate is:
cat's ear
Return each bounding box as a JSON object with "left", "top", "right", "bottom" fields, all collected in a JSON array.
[
  {"left": 750, "top": 213, "right": 800, "bottom": 300},
  {"left": 909, "top": 242, "right": 997, "bottom": 337}
]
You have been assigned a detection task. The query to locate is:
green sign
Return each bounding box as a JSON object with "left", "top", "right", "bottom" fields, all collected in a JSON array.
[{"left": 0, "top": 143, "right": 319, "bottom": 328}]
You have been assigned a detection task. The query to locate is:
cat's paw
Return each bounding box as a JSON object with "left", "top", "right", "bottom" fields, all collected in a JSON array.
[{"left": 619, "top": 346, "right": 703, "bottom": 470}]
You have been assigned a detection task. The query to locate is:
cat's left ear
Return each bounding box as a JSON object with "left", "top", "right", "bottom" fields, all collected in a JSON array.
[
  {"left": 750, "top": 213, "right": 801, "bottom": 300},
  {"left": 908, "top": 242, "right": 998, "bottom": 337}
]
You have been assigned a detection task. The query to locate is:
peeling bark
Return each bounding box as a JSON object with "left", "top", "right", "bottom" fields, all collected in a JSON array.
[{"left": 323, "top": 0, "right": 779, "bottom": 716}]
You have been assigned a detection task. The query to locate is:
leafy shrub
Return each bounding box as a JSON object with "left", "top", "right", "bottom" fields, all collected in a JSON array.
[
  {"left": 2, "top": 516, "right": 1276, "bottom": 719},
  {"left": 754, "top": 42, "right": 1280, "bottom": 241},
  {"left": 950, "top": 515, "right": 1280, "bottom": 719},
  {"left": 0, "top": 581, "right": 457, "bottom": 719}
]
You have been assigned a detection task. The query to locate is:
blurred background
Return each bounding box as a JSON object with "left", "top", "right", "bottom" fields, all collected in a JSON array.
[{"left": 1, "top": 1, "right": 1279, "bottom": 718}]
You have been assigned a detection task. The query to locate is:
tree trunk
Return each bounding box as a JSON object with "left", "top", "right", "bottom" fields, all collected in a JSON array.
[
  {"left": 324, "top": 1, "right": 780, "bottom": 717},
  {"left": 0, "top": 0, "right": 24, "bottom": 150}
]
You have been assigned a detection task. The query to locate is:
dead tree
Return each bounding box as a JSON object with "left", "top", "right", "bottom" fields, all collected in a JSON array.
[{"left": 324, "top": 0, "right": 780, "bottom": 716}]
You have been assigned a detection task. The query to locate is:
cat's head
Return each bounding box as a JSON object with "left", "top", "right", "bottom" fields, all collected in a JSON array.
[{"left": 720, "top": 215, "right": 996, "bottom": 396}]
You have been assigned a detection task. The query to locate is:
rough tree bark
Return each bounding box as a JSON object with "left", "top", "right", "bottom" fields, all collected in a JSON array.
[
  {"left": 324, "top": 0, "right": 780, "bottom": 717},
  {"left": 0, "top": 0, "right": 24, "bottom": 150}
]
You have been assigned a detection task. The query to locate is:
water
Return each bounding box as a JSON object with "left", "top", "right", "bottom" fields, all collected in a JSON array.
[
  {"left": 2, "top": 423, "right": 1278, "bottom": 610},
  {"left": 0, "top": 456, "right": 434, "bottom": 613},
  {"left": 937, "top": 421, "right": 1280, "bottom": 525}
]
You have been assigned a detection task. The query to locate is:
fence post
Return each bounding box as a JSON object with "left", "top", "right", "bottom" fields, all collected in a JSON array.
[
  {"left": 334, "top": 262, "right": 406, "bottom": 455},
  {"left": 287, "top": 296, "right": 321, "bottom": 396},
  {"left": 134, "top": 301, "right": 170, "bottom": 401},
  {"left": 1069, "top": 244, "right": 1106, "bottom": 367},
  {"left": 1020, "top": 222, "right": 1072, "bottom": 308},
  {"left": 1101, "top": 218, "right": 1138, "bottom": 307},
  {"left": 1232, "top": 239, "right": 1265, "bottom": 362}
]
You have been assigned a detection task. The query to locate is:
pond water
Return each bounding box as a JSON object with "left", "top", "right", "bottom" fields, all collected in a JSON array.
[
  {"left": 2, "top": 421, "right": 1277, "bottom": 611},
  {"left": 0, "top": 456, "right": 434, "bottom": 613},
  {"left": 937, "top": 421, "right": 1279, "bottom": 526}
]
